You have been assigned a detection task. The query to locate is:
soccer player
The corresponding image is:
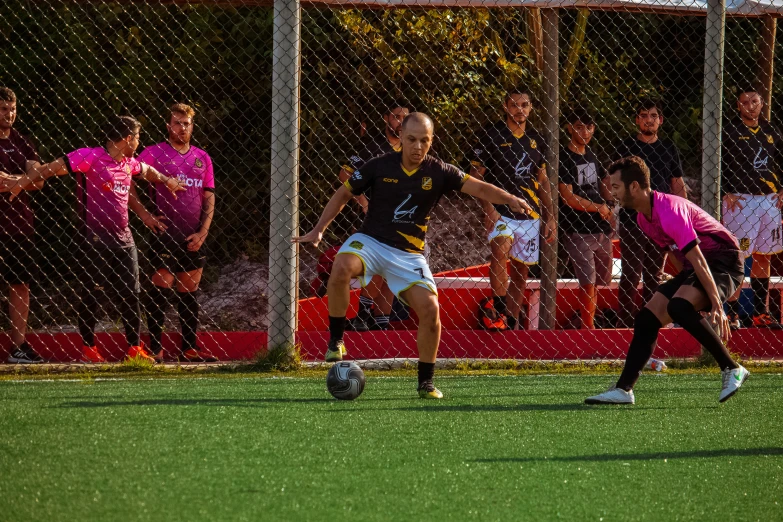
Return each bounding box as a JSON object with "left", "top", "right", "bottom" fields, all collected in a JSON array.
[
  {"left": 338, "top": 100, "right": 410, "bottom": 331},
  {"left": 558, "top": 109, "right": 613, "bottom": 329},
  {"left": 12, "top": 116, "right": 185, "bottom": 363},
  {"left": 614, "top": 99, "right": 686, "bottom": 327},
  {"left": 470, "top": 87, "right": 555, "bottom": 330},
  {"left": 293, "top": 113, "right": 531, "bottom": 398},
  {"left": 721, "top": 87, "right": 783, "bottom": 329},
  {"left": 0, "top": 87, "right": 45, "bottom": 363},
  {"left": 135, "top": 104, "right": 216, "bottom": 362},
  {"left": 585, "top": 157, "right": 748, "bottom": 405}
]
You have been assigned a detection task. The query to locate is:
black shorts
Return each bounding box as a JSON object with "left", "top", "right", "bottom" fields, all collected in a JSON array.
[
  {"left": 149, "top": 236, "right": 207, "bottom": 274},
  {"left": 657, "top": 250, "right": 744, "bottom": 310},
  {"left": 76, "top": 242, "right": 140, "bottom": 296},
  {"left": 0, "top": 235, "right": 37, "bottom": 285}
]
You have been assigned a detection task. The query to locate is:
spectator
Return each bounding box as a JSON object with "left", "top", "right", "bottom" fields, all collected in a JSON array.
[
  {"left": 614, "top": 99, "right": 686, "bottom": 327},
  {"left": 558, "top": 108, "right": 614, "bottom": 329}
]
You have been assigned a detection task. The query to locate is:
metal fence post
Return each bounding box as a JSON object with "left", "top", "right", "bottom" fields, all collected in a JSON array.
[
  {"left": 268, "top": 0, "right": 301, "bottom": 351},
  {"left": 539, "top": 8, "right": 559, "bottom": 331},
  {"left": 701, "top": 0, "right": 726, "bottom": 219}
]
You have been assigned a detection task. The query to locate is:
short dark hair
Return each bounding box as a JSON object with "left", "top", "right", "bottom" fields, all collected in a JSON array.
[
  {"left": 738, "top": 86, "right": 761, "bottom": 97},
  {"left": 386, "top": 99, "right": 412, "bottom": 115},
  {"left": 0, "top": 87, "right": 17, "bottom": 103},
  {"left": 608, "top": 156, "right": 650, "bottom": 190},
  {"left": 505, "top": 86, "right": 533, "bottom": 104},
  {"left": 636, "top": 98, "right": 663, "bottom": 116},
  {"left": 104, "top": 115, "right": 141, "bottom": 142},
  {"left": 566, "top": 107, "right": 594, "bottom": 125}
]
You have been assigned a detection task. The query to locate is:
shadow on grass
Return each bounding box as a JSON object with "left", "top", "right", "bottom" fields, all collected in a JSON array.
[
  {"left": 380, "top": 403, "right": 690, "bottom": 413},
  {"left": 53, "top": 397, "right": 381, "bottom": 408},
  {"left": 471, "top": 447, "right": 783, "bottom": 463}
]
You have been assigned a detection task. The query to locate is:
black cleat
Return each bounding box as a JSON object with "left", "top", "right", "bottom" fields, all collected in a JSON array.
[{"left": 7, "top": 343, "right": 43, "bottom": 364}]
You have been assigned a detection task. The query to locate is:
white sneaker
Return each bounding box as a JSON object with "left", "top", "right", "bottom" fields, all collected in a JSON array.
[
  {"left": 585, "top": 386, "right": 635, "bottom": 405},
  {"left": 719, "top": 365, "right": 749, "bottom": 403}
]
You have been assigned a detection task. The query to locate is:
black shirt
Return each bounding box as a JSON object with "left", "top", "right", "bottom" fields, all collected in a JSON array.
[
  {"left": 341, "top": 133, "right": 400, "bottom": 176},
  {"left": 614, "top": 136, "right": 683, "bottom": 224},
  {"left": 0, "top": 129, "right": 40, "bottom": 236},
  {"left": 470, "top": 121, "right": 547, "bottom": 221},
  {"left": 722, "top": 119, "right": 782, "bottom": 195},
  {"left": 344, "top": 152, "right": 468, "bottom": 253},
  {"left": 558, "top": 146, "right": 611, "bottom": 235}
]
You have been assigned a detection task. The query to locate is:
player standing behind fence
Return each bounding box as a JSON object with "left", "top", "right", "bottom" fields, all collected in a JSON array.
[
  {"left": 0, "top": 87, "right": 45, "bottom": 363},
  {"left": 721, "top": 87, "right": 783, "bottom": 329},
  {"left": 337, "top": 100, "right": 410, "bottom": 332},
  {"left": 12, "top": 116, "right": 185, "bottom": 363},
  {"left": 586, "top": 157, "right": 748, "bottom": 405},
  {"left": 134, "top": 104, "right": 217, "bottom": 362},
  {"left": 294, "top": 113, "right": 531, "bottom": 398},
  {"left": 558, "top": 109, "right": 614, "bottom": 330},
  {"left": 469, "top": 87, "right": 556, "bottom": 330},
  {"left": 614, "top": 99, "right": 686, "bottom": 327}
]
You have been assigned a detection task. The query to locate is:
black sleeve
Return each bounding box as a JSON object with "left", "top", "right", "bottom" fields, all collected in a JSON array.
[
  {"left": 343, "top": 156, "right": 377, "bottom": 195},
  {"left": 558, "top": 150, "right": 575, "bottom": 187},
  {"left": 669, "top": 143, "right": 684, "bottom": 179},
  {"left": 441, "top": 162, "right": 470, "bottom": 194}
]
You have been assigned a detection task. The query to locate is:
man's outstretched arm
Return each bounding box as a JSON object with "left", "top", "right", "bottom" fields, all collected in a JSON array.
[
  {"left": 292, "top": 186, "right": 354, "bottom": 248},
  {"left": 460, "top": 176, "right": 531, "bottom": 216}
]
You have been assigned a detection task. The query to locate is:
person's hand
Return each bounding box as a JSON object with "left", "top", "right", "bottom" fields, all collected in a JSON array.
[
  {"left": 543, "top": 217, "right": 556, "bottom": 244},
  {"left": 292, "top": 229, "right": 324, "bottom": 248},
  {"left": 165, "top": 177, "right": 186, "bottom": 199},
  {"left": 484, "top": 208, "right": 501, "bottom": 234},
  {"left": 507, "top": 197, "right": 532, "bottom": 217},
  {"left": 0, "top": 172, "right": 18, "bottom": 193},
  {"left": 773, "top": 192, "right": 783, "bottom": 209},
  {"left": 597, "top": 204, "right": 613, "bottom": 221},
  {"left": 142, "top": 214, "right": 167, "bottom": 234},
  {"left": 706, "top": 302, "right": 731, "bottom": 344},
  {"left": 723, "top": 194, "right": 746, "bottom": 213},
  {"left": 8, "top": 174, "right": 33, "bottom": 201},
  {"left": 185, "top": 230, "right": 208, "bottom": 251}
]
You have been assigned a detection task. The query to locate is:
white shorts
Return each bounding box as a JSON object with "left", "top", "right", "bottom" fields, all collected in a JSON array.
[
  {"left": 487, "top": 216, "right": 540, "bottom": 265},
  {"left": 722, "top": 194, "right": 783, "bottom": 257},
  {"left": 337, "top": 233, "right": 436, "bottom": 303}
]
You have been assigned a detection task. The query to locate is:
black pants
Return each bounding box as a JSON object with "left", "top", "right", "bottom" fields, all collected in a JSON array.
[
  {"left": 75, "top": 243, "right": 141, "bottom": 348},
  {"left": 619, "top": 215, "right": 666, "bottom": 327}
]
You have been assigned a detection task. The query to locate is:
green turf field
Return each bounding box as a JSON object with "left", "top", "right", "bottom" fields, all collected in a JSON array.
[{"left": 1, "top": 373, "right": 781, "bottom": 521}]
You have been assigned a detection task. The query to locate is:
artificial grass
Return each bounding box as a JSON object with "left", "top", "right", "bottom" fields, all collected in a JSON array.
[{"left": 0, "top": 374, "right": 781, "bottom": 521}]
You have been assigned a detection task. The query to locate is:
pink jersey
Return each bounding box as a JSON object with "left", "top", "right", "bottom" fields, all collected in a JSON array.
[
  {"left": 65, "top": 147, "right": 142, "bottom": 246},
  {"left": 137, "top": 143, "right": 214, "bottom": 240},
  {"left": 637, "top": 191, "right": 739, "bottom": 268}
]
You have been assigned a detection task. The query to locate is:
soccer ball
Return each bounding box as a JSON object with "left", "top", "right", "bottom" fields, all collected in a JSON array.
[{"left": 326, "top": 361, "right": 366, "bottom": 400}]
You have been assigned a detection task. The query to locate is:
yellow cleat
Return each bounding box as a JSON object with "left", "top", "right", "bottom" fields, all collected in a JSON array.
[
  {"left": 325, "top": 340, "right": 346, "bottom": 362},
  {"left": 417, "top": 381, "right": 444, "bottom": 399}
]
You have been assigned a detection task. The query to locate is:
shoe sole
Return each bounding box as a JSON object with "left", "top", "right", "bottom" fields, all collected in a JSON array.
[
  {"left": 719, "top": 371, "right": 750, "bottom": 403},
  {"left": 6, "top": 358, "right": 42, "bottom": 364},
  {"left": 584, "top": 399, "right": 634, "bottom": 405},
  {"left": 324, "top": 353, "right": 343, "bottom": 362}
]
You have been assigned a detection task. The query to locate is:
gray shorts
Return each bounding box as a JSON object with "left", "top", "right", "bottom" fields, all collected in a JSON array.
[{"left": 564, "top": 233, "right": 613, "bottom": 287}]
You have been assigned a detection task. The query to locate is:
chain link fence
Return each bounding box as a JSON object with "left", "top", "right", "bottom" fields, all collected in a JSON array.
[{"left": 1, "top": 0, "right": 782, "bottom": 365}]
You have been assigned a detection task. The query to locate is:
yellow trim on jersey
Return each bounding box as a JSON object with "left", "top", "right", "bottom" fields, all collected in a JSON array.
[
  {"left": 343, "top": 180, "right": 354, "bottom": 192},
  {"left": 397, "top": 231, "right": 426, "bottom": 251},
  {"left": 762, "top": 179, "right": 779, "bottom": 193},
  {"left": 396, "top": 281, "right": 437, "bottom": 305},
  {"left": 521, "top": 187, "right": 540, "bottom": 206},
  {"left": 392, "top": 143, "right": 402, "bottom": 152},
  {"left": 460, "top": 173, "right": 471, "bottom": 187},
  {"left": 401, "top": 165, "right": 419, "bottom": 176},
  {"left": 341, "top": 165, "right": 355, "bottom": 174},
  {"left": 511, "top": 129, "right": 525, "bottom": 139},
  {"left": 417, "top": 224, "right": 428, "bottom": 233},
  {"left": 749, "top": 126, "right": 761, "bottom": 134},
  {"left": 335, "top": 251, "right": 368, "bottom": 280}
]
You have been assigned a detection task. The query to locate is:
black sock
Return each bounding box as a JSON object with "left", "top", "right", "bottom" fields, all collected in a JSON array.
[
  {"left": 358, "top": 295, "right": 374, "bottom": 317},
  {"left": 329, "top": 316, "right": 346, "bottom": 343},
  {"left": 507, "top": 315, "right": 518, "bottom": 330},
  {"left": 119, "top": 293, "right": 141, "bottom": 347},
  {"left": 616, "top": 308, "right": 662, "bottom": 391},
  {"left": 178, "top": 291, "right": 199, "bottom": 352},
  {"left": 418, "top": 361, "right": 435, "bottom": 386},
  {"left": 726, "top": 300, "right": 740, "bottom": 317},
  {"left": 77, "top": 288, "right": 99, "bottom": 347},
  {"left": 146, "top": 286, "right": 173, "bottom": 354},
  {"left": 667, "top": 298, "right": 738, "bottom": 371},
  {"left": 751, "top": 277, "right": 770, "bottom": 316},
  {"left": 493, "top": 294, "right": 507, "bottom": 316}
]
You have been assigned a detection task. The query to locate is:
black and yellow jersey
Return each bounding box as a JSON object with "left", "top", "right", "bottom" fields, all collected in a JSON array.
[
  {"left": 340, "top": 133, "right": 400, "bottom": 176},
  {"left": 722, "top": 119, "right": 782, "bottom": 195},
  {"left": 470, "top": 121, "right": 547, "bottom": 220},
  {"left": 343, "top": 152, "right": 469, "bottom": 253}
]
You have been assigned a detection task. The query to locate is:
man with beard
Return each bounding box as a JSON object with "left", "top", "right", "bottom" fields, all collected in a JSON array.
[
  {"left": 0, "top": 87, "right": 45, "bottom": 363},
  {"left": 294, "top": 113, "right": 531, "bottom": 398},
  {"left": 134, "top": 104, "right": 217, "bottom": 362},
  {"left": 470, "top": 87, "right": 556, "bottom": 330},
  {"left": 721, "top": 87, "right": 783, "bottom": 329},
  {"left": 586, "top": 156, "right": 748, "bottom": 405},
  {"left": 614, "top": 99, "right": 686, "bottom": 327},
  {"left": 336, "top": 100, "right": 411, "bottom": 332}
]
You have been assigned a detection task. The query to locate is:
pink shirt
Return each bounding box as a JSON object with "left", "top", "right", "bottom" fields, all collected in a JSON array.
[
  {"left": 137, "top": 143, "right": 214, "bottom": 241},
  {"left": 65, "top": 147, "right": 142, "bottom": 246},
  {"left": 637, "top": 191, "right": 739, "bottom": 268}
]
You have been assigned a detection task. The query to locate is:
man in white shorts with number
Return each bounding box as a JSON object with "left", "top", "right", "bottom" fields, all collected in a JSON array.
[
  {"left": 294, "top": 113, "right": 531, "bottom": 399},
  {"left": 722, "top": 86, "right": 783, "bottom": 329},
  {"left": 470, "top": 87, "right": 555, "bottom": 330}
]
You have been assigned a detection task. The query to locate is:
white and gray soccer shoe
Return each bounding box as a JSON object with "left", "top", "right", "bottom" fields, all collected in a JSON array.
[{"left": 585, "top": 386, "right": 635, "bottom": 405}]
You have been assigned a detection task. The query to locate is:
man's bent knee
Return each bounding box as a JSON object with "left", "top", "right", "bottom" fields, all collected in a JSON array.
[{"left": 331, "top": 254, "right": 364, "bottom": 283}]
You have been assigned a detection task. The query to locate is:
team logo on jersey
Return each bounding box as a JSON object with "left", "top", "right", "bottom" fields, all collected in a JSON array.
[
  {"left": 383, "top": 178, "right": 398, "bottom": 183},
  {"left": 514, "top": 152, "right": 533, "bottom": 178},
  {"left": 352, "top": 171, "right": 362, "bottom": 180},
  {"left": 500, "top": 143, "right": 512, "bottom": 147},
  {"left": 496, "top": 223, "right": 507, "bottom": 232},
  {"left": 195, "top": 158, "right": 203, "bottom": 168},
  {"left": 530, "top": 139, "right": 537, "bottom": 149},
  {"left": 739, "top": 237, "right": 751, "bottom": 251},
  {"left": 349, "top": 241, "right": 364, "bottom": 250},
  {"left": 753, "top": 148, "right": 769, "bottom": 170},
  {"left": 768, "top": 135, "right": 775, "bottom": 144},
  {"left": 124, "top": 164, "right": 132, "bottom": 174},
  {"left": 393, "top": 193, "right": 418, "bottom": 224},
  {"left": 421, "top": 177, "right": 433, "bottom": 190}
]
